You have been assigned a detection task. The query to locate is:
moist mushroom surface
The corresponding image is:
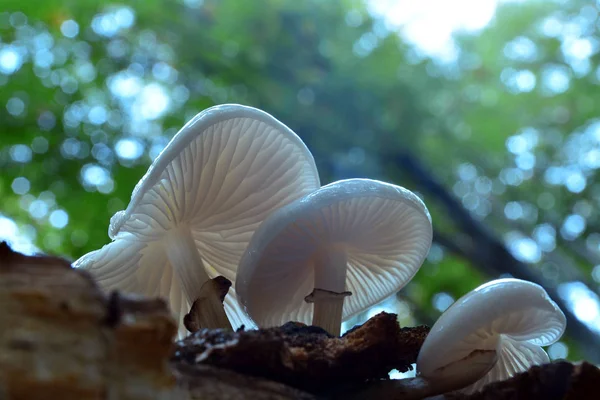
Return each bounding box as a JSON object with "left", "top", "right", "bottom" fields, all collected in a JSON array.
[
  {"left": 416, "top": 278, "right": 567, "bottom": 394},
  {"left": 236, "top": 178, "right": 433, "bottom": 335},
  {"left": 74, "top": 104, "right": 320, "bottom": 335}
]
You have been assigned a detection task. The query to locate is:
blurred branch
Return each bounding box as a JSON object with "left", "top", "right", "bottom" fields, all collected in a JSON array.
[
  {"left": 396, "top": 293, "right": 436, "bottom": 327},
  {"left": 450, "top": 138, "right": 600, "bottom": 270},
  {"left": 432, "top": 230, "right": 466, "bottom": 258},
  {"left": 389, "top": 152, "right": 600, "bottom": 364},
  {"left": 486, "top": 199, "right": 595, "bottom": 284},
  {"left": 542, "top": 210, "right": 600, "bottom": 267}
]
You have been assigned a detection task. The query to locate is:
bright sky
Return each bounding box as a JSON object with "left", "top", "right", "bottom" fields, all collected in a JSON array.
[{"left": 367, "top": 0, "right": 499, "bottom": 61}]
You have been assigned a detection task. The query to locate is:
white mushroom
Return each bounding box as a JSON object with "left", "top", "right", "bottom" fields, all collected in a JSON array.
[
  {"left": 417, "top": 278, "right": 567, "bottom": 394},
  {"left": 236, "top": 178, "right": 433, "bottom": 336},
  {"left": 74, "top": 104, "right": 320, "bottom": 336}
]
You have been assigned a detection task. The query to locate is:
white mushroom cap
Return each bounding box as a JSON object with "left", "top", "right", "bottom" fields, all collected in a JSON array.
[
  {"left": 417, "top": 278, "right": 567, "bottom": 394},
  {"left": 236, "top": 178, "right": 433, "bottom": 327},
  {"left": 74, "top": 104, "right": 320, "bottom": 333}
]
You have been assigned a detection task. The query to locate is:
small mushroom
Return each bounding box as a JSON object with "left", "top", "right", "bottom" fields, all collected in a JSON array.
[
  {"left": 236, "top": 178, "right": 433, "bottom": 336},
  {"left": 416, "top": 278, "right": 567, "bottom": 394},
  {"left": 74, "top": 104, "right": 320, "bottom": 336}
]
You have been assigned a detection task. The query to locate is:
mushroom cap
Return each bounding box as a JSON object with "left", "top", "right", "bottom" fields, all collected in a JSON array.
[
  {"left": 235, "top": 178, "right": 433, "bottom": 327},
  {"left": 417, "top": 278, "right": 567, "bottom": 394},
  {"left": 75, "top": 104, "right": 320, "bottom": 331}
]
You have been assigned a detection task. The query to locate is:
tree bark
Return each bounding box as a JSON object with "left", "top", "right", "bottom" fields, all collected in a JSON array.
[{"left": 2, "top": 241, "right": 600, "bottom": 399}]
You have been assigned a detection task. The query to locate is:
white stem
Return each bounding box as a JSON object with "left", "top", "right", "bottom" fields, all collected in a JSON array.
[
  {"left": 306, "top": 289, "right": 350, "bottom": 336},
  {"left": 313, "top": 245, "right": 348, "bottom": 292},
  {"left": 308, "top": 245, "right": 350, "bottom": 336},
  {"left": 165, "top": 226, "right": 211, "bottom": 305}
]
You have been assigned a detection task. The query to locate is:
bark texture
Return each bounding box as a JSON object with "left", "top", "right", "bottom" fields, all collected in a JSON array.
[
  {"left": 174, "top": 313, "right": 428, "bottom": 392},
  {"left": 0, "top": 242, "right": 178, "bottom": 400},
  {"left": 0, "top": 242, "right": 314, "bottom": 400},
  {"left": 443, "top": 361, "right": 600, "bottom": 400},
  {"left": 2, "top": 241, "right": 600, "bottom": 400}
]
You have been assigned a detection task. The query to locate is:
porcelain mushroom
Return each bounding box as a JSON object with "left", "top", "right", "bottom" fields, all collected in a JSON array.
[
  {"left": 74, "top": 104, "right": 320, "bottom": 336},
  {"left": 417, "top": 278, "right": 567, "bottom": 394},
  {"left": 236, "top": 178, "right": 433, "bottom": 336}
]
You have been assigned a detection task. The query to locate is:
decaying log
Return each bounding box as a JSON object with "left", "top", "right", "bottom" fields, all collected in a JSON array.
[
  {"left": 0, "top": 242, "right": 316, "bottom": 400},
  {"left": 0, "top": 242, "right": 178, "bottom": 400},
  {"left": 2, "top": 241, "right": 600, "bottom": 400},
  {"left": 174, "top": 364, "right": 316, "bottom": 400},
  {"left": 173, "top": 312, "right": 428, "bottom": 392},
  {"left": 441, "top": 360, "right": 600, "bottom": 400}
]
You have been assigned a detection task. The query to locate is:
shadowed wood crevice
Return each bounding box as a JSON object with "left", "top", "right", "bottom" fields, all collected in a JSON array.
[{"left": 173, "top": 312, "right": 428, "bottom": 392}]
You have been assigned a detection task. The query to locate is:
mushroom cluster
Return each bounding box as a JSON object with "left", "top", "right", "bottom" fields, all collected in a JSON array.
[
  {"left": 74, "top": 104, "right": 320, "bottom": 336},
  {"left": 75, "top": 103, "right": 568, "bottom": 395}
]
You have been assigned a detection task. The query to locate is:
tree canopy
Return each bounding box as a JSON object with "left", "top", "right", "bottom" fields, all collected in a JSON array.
[{"left": 1, "top": 0, "right": 599, "bottom": 364}]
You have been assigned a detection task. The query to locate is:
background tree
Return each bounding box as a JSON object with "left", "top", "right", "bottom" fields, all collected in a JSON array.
[{"left": 1, "top": 0, "right": 599, "bottom": 364}]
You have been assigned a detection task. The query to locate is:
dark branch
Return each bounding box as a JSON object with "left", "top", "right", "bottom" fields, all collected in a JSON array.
[{"left": 390, "top": 152, "right": 600, "bottom": 364}]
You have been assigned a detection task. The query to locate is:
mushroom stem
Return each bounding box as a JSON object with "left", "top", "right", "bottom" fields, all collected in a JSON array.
[
  {"left": 165, "top": 226, "right": 211, "bottom": 302},
  {"left": 305, "top": 288, "right": 352, "bottom": 336},
  {"left": 184, "top": 276, "right": 233, "bottom": 332},
  {"left": 306, "top": 245, "right": 351, "bottom": 336},
  {"left": 313, "top": 245, "right": 348, "bottom": 292},
  {"left": 165, "top": 226, "right": 231, "bottom": 329}
]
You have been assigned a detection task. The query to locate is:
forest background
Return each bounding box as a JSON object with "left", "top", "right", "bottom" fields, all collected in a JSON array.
[{"left": 1, "top": 0, "right": 599, "bottom": 368}]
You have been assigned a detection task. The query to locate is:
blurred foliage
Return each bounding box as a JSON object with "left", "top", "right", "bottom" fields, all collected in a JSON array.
[{"left": 1, "top": 0, "right": 599, "bottom": 362}]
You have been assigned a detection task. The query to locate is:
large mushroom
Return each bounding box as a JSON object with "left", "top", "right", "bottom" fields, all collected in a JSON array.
[
  {"left": 236, "top": 178, "right": 433, "bottom": 336},
  {"left": 416, "top": 278, "right": 567, "bottom": 394},
  {"left": 74, "top": 104, "right": 320, "bottom": 335}
]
